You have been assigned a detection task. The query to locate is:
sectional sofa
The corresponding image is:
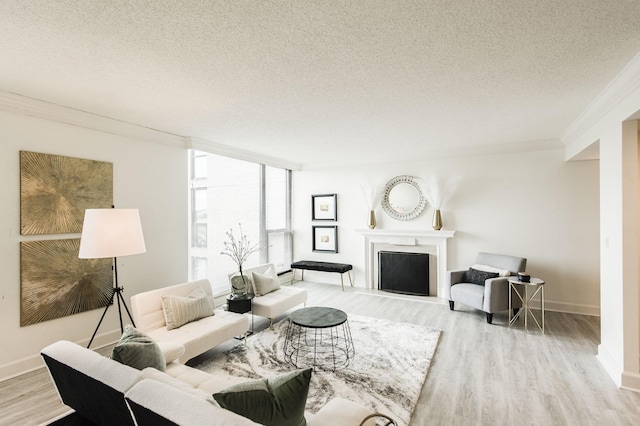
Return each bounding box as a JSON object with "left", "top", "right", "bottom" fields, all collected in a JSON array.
[
  {"left": 39, "top": 272, "right": 390, "bottom": 424},
  {"left": 41, "top": 340, "right": 382, "bottom": 425}
]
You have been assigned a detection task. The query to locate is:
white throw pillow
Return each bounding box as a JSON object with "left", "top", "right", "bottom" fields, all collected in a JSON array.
[
  {"left": 161, "top": 287, "right": 215, "bottom": 330},
  {"left": 265, "top": 265, "right": 278, "bottom": 281},
  {"left": 471, "top": 264, "right": 511, "bottom": 277},
  {"left": 251, "top": 271, "right": 281, "bottom": 296}
]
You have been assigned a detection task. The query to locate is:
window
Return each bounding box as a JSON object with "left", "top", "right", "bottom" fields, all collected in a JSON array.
[
  {"left": 191, "top": 188, "right": 207, "bottom": 248},
  {"left": 188, "top": 150, "right": 292, "bottom": 295},
  {"left": 191, "top": 257, "right": 208, "bottom": 280},
  {"left": 191, "top": 151, "right": 207, "bottom": 179},
  {"left": 263, "top": 166, "right": 292, "bottom": 271}
]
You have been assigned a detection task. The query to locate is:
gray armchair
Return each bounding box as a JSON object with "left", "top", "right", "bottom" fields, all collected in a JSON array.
[{"left": 445, "top": 252, "right": 527, "bottom": 324}]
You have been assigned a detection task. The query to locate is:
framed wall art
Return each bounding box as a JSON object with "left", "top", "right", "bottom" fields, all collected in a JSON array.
[
  {"left": 20, "top": 151, "right": 113, "bottom": 235},
  {"left": 312, "top": 225, "right": 338, "bottom": 253},
  {"left": 311, "top": 193, "right": 337, "bottom": 221},
  {"left": 20, "top": 238, "right": 113, "bottom": 326}
]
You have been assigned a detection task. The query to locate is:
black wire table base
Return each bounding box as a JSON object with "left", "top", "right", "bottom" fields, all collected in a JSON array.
[{"left": 283, "top": 310, "right": 355, "bottom": 372}]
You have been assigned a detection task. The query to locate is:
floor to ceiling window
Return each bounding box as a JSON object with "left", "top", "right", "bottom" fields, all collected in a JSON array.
[{"left": 188, "top": 150, "right": 292, "bottom": 295}]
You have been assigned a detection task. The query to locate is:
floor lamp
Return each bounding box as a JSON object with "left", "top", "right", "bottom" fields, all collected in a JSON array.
[{"left": 79, "top": 208, "right": 146, "bottom": 348}]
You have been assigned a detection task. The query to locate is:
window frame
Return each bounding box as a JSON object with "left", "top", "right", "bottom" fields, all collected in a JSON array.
[{"left": 188, "top": 150, "right": 292, "bottom": 296}]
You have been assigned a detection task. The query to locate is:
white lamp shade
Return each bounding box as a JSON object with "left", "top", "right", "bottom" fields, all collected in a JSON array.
[{"left": 79, "top": 209, "right": 146, "bottom": 259}]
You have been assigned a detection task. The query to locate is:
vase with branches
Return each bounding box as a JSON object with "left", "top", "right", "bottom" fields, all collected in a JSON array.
[
  {"left": 422, "top": 176, "right": 460, "bottom": 230},
  {"left": 360, "top": 180, "right": 382, "bottom": 229},
  {"left": 220, "top": 224, "right": 261, "bottom": 298}
]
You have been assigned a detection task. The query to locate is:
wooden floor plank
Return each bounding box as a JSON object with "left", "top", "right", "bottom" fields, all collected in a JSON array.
[{"left": 1, "top": 281, "right": 639, "bottom": 426}]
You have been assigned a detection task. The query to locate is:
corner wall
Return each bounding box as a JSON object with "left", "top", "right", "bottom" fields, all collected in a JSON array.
[
  {"left": 0, "top": 111, "right": 189, "bottom": 380},
  {"left": 292, "top": 149, "right": 600, "bottom": 315}
]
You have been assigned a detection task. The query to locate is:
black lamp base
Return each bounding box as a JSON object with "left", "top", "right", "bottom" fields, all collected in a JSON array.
[{"left": 87, "top": 285, "right": 136, "bottom": 348}]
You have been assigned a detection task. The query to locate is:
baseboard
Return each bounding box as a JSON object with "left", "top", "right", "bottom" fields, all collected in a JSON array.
[
  {"left": 278, "top": 271, "right": 294, "bottom": 284},
  {"left": 354, "top": 290, "right": 446, "bottom": 305},
  {"left": 621, "top": 371, "right": 640, "bottom": 393},
  {"left": 597, "top": 345, "right": 640, "bottom": 392},
  {"left": 528, "top": 299, "right": 600, "bottom": 316},
  {"left": 0, "top": 352, "right": 46, "bottom": 383},
  {"left": 0, "top": 329, "right": 121, "bottom": 382},
  {"left": 597, "top": 344, "right": 623, "bottom": 388}
]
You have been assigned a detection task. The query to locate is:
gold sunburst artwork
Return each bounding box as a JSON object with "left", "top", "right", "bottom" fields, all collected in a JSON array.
[
  {"left": 20, "top": 151, "right": 113, "bottom": 235},
  {"left": 20, "top": 239, "right": 113, "bottom": 326}
]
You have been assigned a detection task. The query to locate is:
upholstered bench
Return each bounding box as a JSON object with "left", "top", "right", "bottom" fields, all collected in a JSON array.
[{"left": 291, "top": 261, "right": 354, "bottom": 291}]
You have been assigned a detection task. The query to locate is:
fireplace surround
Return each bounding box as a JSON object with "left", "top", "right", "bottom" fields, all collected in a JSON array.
[{"left": 357, "top": 229, "right": 455, "bottom": 297}]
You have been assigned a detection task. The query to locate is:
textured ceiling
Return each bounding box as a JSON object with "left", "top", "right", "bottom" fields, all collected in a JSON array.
[{"left": 2, "top": 1, "right": 640, "bottom": 167}]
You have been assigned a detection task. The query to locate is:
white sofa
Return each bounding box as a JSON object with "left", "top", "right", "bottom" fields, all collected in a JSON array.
[
  {"left": 41, "top": 340, "right": 381, "bottom": 426},
  {"left": 130, "top": 279, "right": 249, "bottom": 363},
  {"left": 233, "top": 263, "right": 308, "bottom": 329}
]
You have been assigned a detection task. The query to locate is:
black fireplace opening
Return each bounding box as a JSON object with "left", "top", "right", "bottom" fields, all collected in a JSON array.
[{"left": 378, "top": 251, "right": 429, "bottom": 296}]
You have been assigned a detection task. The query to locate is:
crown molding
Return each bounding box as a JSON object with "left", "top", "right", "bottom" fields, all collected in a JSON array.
[
  {"left": 0, "top": 90, "right": 185, "bottom": 147},
  {"left": 187, "top": 137, "right": 302, "bottom": 171},
  {"left": 562, "top": 51, "right": 640, "bottom": 154},
  {"left": 0, "top": 90, "right": 302, "bottom": 170},
  {"left": 423, "top": 138, "right": 564, "bottom": 159},
  {"left": 0, "top": 89, "right": 566, "bottom": 170},
  {"left": 302, "top": 138, "right": 563, "bottom": 170}
]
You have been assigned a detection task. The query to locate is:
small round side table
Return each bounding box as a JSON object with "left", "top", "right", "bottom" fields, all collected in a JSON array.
[{"left": 508, "top": 277, "right": 545, "bottom": 333}]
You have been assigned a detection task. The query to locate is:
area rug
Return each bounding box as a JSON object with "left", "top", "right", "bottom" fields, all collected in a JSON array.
[{"left": 195, "top": 314, "right": 441, "bottom": 425}]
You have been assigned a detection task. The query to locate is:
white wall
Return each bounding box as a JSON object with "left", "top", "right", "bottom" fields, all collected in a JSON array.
[
  {"left": 0, "top": 109, "right": 602, "bottom": 381},
  {"left": 0, "top": 111, "right": 188, "bottom": 380},
  {"left": 562, "top": 53, "right": 640, "bottom": 391},
  {"left": 598, "top": 124, "right": 626, "bottom": 384},
  {"left": 293, "top": 149, "right": 600, "bottom": 314},
  {"left": 596, "top": 119, "right": 640, "bottom": 390}
]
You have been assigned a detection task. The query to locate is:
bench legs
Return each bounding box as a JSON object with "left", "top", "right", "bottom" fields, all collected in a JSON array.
[
  {"left": 290, "top": 269, "right": 304, "bottom": 285},
  {"left": 339, "top": 271, "right": 354, "bottom": 291},
  {"left": 292, "top": 268, "right": 353, "bottom": 291}
]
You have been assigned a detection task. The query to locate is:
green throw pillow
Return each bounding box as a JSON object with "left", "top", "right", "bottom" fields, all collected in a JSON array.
[
  {"left": 213, "top": 368, "right": 312, "bottom": 426},
  {"left": 111, "top": 325, "right": 166, "bottom": 371}
]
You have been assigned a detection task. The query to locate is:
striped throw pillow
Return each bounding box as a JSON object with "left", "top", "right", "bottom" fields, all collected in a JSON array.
[{"left": 161, "top": 287, "right": 214, "bottom": 330}]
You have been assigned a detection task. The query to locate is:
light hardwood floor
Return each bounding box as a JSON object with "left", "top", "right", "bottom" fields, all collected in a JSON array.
[{"left": 2, "top": 281, "right": 639, "bottom": 426}]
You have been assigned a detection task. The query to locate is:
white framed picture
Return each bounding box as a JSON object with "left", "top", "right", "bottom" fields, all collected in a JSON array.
[
  {"left": 312, "top": 225, "right": 338, "bottom": 253},
  {"left": 311, "top": 193, "right": 337, "bottom": 221}
]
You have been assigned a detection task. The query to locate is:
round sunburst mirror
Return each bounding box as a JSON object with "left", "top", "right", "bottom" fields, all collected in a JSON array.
[{"left": 381, "top": 175, "right": 427, "bottom": 221}]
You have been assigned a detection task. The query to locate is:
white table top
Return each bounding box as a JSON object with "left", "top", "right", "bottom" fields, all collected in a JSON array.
[{"left": 508, "top": 277, "right": 544, "bottom": 285}]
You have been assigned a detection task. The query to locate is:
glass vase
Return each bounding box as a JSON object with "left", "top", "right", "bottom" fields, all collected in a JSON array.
[{"left": 230, "top": 269, "right": 249, "bottom": 298}]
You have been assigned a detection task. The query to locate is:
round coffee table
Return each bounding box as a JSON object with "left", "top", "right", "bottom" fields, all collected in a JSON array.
[{"left": 283, "top": 307, "right": 355, "bottom": 371}]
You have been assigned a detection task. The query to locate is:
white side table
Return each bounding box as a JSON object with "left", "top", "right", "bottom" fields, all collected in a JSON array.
[{"left": 508, "top": 277, "right": 545, "bottom": 333}]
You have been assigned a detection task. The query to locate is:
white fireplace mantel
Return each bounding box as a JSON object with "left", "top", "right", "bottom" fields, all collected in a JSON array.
[{"left": 356, "top": 229, "right": 455, "bottom": 297}]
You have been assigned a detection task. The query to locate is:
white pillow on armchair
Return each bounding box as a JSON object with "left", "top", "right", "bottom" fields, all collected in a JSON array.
[{"left": 251, "top": 267, "right": 280, "bottom": 296}]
